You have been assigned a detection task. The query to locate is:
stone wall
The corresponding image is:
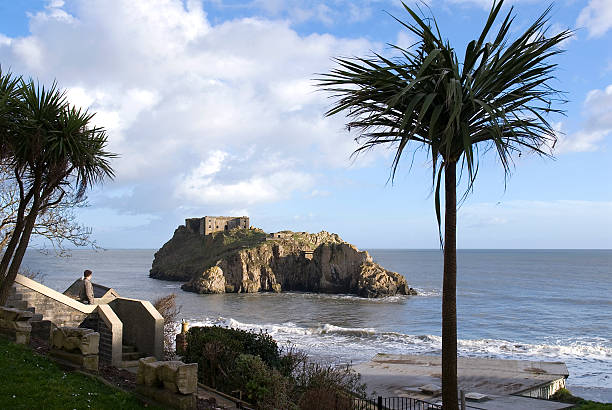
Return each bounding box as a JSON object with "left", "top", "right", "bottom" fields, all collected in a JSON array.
[
  {"left": 185, "top": 216, "right": 249, "bottom": 236},
  {"left": 0, "top": 306, "right": 32, "bottom": 344},
  {"left": 51, "top": 327, "right": 100, "bottom": 371},
  {"left": 136, "top": 357, "right": 197, "bottom": 410},
  {"left": 79, "top": 312, "right": 114, "bottom": 364},
  {"left": 13, "top": 275, "right": 123, "bottom": 366},
  {"left": 13, "top": 282, "right": 89, "bottom": 327}
]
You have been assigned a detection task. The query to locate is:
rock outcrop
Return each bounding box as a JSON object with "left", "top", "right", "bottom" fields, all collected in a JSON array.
[{"left": 150, "top": 227, "right": 416, "bottom": 298}]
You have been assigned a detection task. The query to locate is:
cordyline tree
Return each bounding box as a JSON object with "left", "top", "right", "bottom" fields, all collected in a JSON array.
[
  {"left": 316, "top": 1, "right": 570, "bottom": 408},
  {"left": 0, "top": 68, "right": 115, "bottom": 305}
]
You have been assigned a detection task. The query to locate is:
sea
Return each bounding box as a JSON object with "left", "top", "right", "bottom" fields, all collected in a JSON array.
[{"left": 20, "top": 248, "right": 612, "bottom": 403}]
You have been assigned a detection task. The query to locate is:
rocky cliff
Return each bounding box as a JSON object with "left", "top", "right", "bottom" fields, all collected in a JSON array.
[{"left": 150, "top": 227, "right": 416, "bottom": 298}]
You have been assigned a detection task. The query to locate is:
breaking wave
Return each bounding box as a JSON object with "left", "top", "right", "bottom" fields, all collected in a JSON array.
[
  {"left": 189, "top": 316, "right": 612, "bottom": 388},
  {"left": 412, "top": 287, "right": 442, "bottom": 297}
]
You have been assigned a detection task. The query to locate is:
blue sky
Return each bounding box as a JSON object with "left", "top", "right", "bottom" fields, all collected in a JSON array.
[{"left": 1, "top": 0, "right": 610, "bottom": 249}]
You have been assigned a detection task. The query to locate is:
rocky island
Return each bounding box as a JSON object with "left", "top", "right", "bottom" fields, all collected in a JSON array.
[{"left": 150, "top": 217, "right": 416, "bottom": 298}]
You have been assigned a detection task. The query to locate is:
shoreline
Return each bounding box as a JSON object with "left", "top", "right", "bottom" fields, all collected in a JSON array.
[{"left": 20, "top": 248, "right": 612, "bottom": 403}]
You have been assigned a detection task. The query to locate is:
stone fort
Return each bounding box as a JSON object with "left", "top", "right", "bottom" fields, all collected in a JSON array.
[{"left": 185, "top": 216, "right": 250, "bottom": 236}]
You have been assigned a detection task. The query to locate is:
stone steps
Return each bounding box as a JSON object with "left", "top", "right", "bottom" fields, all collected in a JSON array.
[
  {"left": 123, "top": 351, "right": 147, "bottom": 361},
  {"left": 7, "top": 300, "right": 28, "bottom": 310},
  {"left": 5, "top": 290, "right": 41, "bottom": 320},
  {"left": 122, "top": 345, "right": 137, "bottom": 353},
  {"left": 119, "top": 359, "right": 141, "bottom": 369},
  {"left": 120, "top": 344, "right": 148, "bottom": 366},
  {"left": 7, "top": 292, "right": 23, "bottom": 301},
  {"left": 30, "top": 319, "right": 52, "bottom": 340}
]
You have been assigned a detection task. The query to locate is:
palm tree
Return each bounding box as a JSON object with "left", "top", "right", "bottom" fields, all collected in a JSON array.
[
  {"left": 0, "top": 68, "right": 21, "bottom": 148},
  {"left": 316, "top": 1, "right": 571, "bottom": 408},
  {"left": 0, "top": 76, "right": 116, "bottom": 304}
]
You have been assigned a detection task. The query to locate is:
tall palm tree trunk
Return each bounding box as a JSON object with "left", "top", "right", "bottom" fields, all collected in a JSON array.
[{"left": 442, "top": 160, "right": 458, "bottom": 409}]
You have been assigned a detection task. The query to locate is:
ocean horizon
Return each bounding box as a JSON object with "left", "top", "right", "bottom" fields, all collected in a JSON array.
[{"left": 21, "top": 248, "right": 612, "bottom": 403}]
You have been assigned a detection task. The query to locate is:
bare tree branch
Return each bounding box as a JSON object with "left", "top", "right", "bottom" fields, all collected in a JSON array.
[{"left": 0, "top": 164, "right": 97, "bottom": 255}]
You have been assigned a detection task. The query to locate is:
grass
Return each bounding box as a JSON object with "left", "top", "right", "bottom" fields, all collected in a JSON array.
[
  {"left": 0, "top": 337, "right": 155, "bottom": 409},
  {"left": 550, "top": 388, "right": 612, "bottom": 409},
  {"left": 150, "top": 227, "right": 269, "bottom": 281}
]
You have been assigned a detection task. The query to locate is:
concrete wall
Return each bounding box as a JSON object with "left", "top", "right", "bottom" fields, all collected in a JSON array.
[{"left": 108, "top": 297, "right": 164, "bottom": 360}]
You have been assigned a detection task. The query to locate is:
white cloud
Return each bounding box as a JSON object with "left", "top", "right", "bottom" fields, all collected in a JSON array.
[
  {"left": 348, "top": 3, "right": 373, "bottom": 23},
  {"left": 395, "top": 30, "right": 417, "bottom": 50},
  {"left": 555, "top": 129, "right": 607, "bottom": 154},
  {"left": 555, "top": 84, "right": 612, "bottom": 154},
  {"left": 12, "top": 37, "right": 44, "bottom": 71},
  {"left": 0, "top": 0, "right": 378, "bottom": 218},
  {"left": 175, "top": 154, "right": 315, "bottom": 206},
  {"left": 584, "top": 85, "right": 612, "bottom": 130},
  {"left": 0, "top": 34, "right": 12, "bottom": 47},
  {"left": 576, "top": 0, "right": 612, "bottom": 38}
]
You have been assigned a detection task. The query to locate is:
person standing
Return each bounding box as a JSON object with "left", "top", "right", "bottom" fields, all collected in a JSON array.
[{"left": 79, "top": 269, "right": 95, "bottom": 304}]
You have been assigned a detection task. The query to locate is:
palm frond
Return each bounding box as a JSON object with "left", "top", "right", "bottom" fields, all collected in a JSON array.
[
  {"left": 315, "top": 0, "right": 571, "bottom": 242},
  {"left": 3, "top": 77, "right": 116, "bottom": 201}
]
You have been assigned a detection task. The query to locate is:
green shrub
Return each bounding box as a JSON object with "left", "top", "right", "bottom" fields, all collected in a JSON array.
[
  {"left": 549, "top": 388, "right": 612, "bottom": 409},
  {"left": 184, "top": 326, "right": 367, "bottom": 409},
  {"left": 550, "top": 388, "right": 583, "bottom": 404},
  {"left": 183, "top": 326, "right": 280, "bottom": 390},
  {"left": 231, "top": 354, "right": 291, "bottom": 409},
  {"left": 291, "top": 361, "right": 366, "bottom": 409}
]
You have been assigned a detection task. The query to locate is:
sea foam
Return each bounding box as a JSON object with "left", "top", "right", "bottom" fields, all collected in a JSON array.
[{"left": 189, "top": 316, "right": 612, "bottom": 388}]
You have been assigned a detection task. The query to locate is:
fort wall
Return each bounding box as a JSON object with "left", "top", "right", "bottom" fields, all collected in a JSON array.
[{"left": 184, "top": 216, "right": 249, "bottom": 236}]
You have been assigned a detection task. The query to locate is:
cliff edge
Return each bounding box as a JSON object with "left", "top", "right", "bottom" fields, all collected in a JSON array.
[{"left": 149, "top": 227, "right": 416, "bottom": 298}]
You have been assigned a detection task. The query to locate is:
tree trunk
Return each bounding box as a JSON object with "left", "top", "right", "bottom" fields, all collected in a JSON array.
[
  {"left": 442, "top": 160, "right": 458, "bottom": 409},
  {"left": 0, "top": 193, "right": 41, "bottom": 305},
  {"left": 0, "top": 188, "right": 32, "bottom": 287},
  {"left": 0, "top": 195, "right": 28, "bottom": 273}
]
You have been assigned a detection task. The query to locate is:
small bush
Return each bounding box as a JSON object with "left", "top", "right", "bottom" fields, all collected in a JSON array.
[
  {"left": 183, "top": 326, "right": 369, "bottom": 409},
  {"left": 231, "top": 354, "right": 291, "bottom": 409},
  {"left": 184, "top": 326, "right": 280, "bottom": 390},
  {"left": 277, "top": 344, "right": 308, "bottom": 378},
  {"left": 291, "top": 361, "right": 366, "bottom": 409},
  {"left": 549, "top": 388, "right": 612, "bottom": 409},
  {"left": 550, "top": 388, "right": 583, "bottom": 404}
]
